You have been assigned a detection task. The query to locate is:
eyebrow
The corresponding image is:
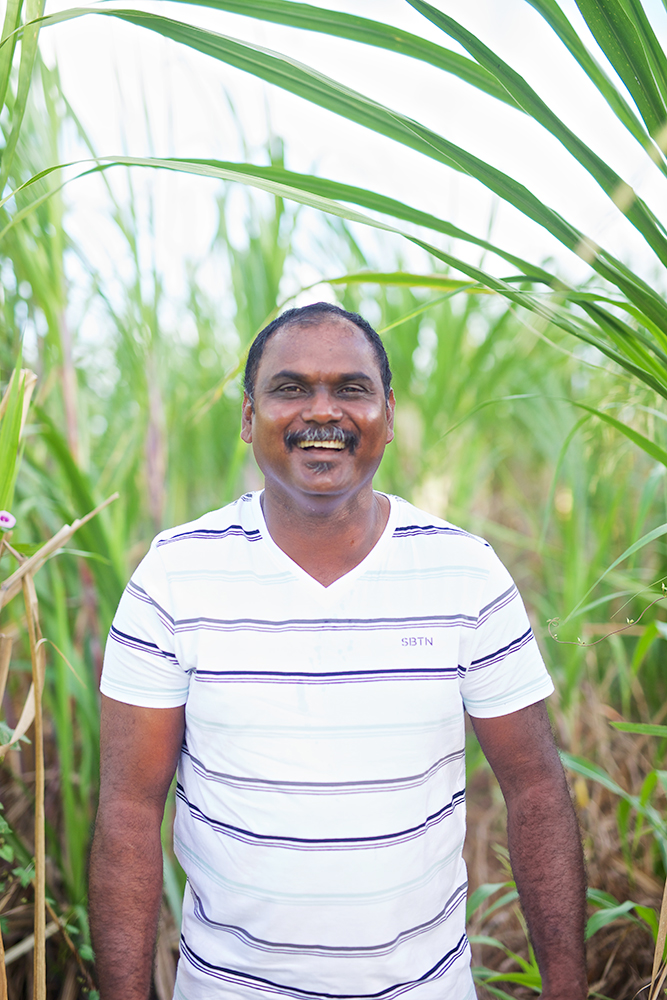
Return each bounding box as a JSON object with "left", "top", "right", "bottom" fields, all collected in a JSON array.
[{"left": 266, "top": 370, "right": 375, "bottom": 385}]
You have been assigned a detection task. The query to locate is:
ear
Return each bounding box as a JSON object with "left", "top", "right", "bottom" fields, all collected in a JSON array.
[
  {"left": 241, "top": 392, "right": 254, "bottom": 443},
  {"left": 385, "top": 389, "right": 396, "bottom": 445}
]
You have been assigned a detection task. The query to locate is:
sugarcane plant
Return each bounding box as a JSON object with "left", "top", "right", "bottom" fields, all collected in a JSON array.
[
  {"left": 4, "top": 0, "right": 667, "bottom": 995},
  {"left": 0, "top": 356, "right": 117, "bottom": 999},
  {"left": 4, "top": 0, "right": 667, "bottom": 583},
  {"left": 2, "top": 0, "right": 667, "bottom": 409}
]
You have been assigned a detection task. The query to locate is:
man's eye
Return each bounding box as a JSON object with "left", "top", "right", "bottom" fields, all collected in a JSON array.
[
  {"left": 279, "top": 384, "right": 304, "bottom": 393},
  {"left": 340, "top": 385, "right": 365, "bottom": 394}
]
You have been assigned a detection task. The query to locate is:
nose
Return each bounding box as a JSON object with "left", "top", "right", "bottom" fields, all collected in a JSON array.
[{"left": 300, "top": 385, "right": 343, "bottom": 423}]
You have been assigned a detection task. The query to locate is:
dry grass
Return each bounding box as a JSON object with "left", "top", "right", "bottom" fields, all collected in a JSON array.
[{"left": 465, "top": 686, "right": 666, "bottom": 1000}]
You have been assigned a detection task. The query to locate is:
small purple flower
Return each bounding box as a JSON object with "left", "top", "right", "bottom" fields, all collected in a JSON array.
[{"left": 0, "top": 511, "right": 16, "bottom": 530}]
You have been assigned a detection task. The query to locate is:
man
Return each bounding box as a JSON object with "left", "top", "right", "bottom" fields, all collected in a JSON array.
[{"left": 89, "top": 302, "right": 587, "bottom": 1000}]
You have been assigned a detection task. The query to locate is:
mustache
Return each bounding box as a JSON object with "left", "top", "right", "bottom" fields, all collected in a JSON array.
[{"left": 284, "top": 426, "right": 359, "bottom": 452}]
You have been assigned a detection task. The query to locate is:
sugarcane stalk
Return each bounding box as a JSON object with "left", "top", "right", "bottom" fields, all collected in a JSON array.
[
  {"left": 22, "top": 573, "right": 45, "bottom": 1000},
  {"left": 0, "top": 919, "right": 8, "bottom": 1000},
  {"left": 649, "top": 878, "right": 667, "bottom": 1000}
]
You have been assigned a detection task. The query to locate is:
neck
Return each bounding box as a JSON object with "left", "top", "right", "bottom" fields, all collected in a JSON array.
[{"left": 260, "top": 486, "right": 390, "bottom": 587}]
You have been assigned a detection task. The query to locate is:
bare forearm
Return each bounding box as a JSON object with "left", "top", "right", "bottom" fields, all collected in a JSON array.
[
  {"left": 89, "top": 803, "right": 164, "bottom": 1000},
  {"left": 507, "top": 779, "right": 587, "bottom": 999},
  {"left": 472, "top": 704, "right": 587, "bottom": 999}
]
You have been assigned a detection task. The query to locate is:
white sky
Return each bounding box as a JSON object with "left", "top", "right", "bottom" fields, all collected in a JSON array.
[{"left": 37, "top": 0, "right": 667, "bottom": 318}]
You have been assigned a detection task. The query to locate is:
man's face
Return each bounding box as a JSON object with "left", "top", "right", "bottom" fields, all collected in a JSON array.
[{"left": 241, "top": 319, "right": 395, "bottom": 508}]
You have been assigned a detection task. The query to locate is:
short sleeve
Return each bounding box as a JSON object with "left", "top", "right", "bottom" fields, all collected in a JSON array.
[
  {"left": 459, "top": 550, "right": 554, "bottom": 718},
  {"left": 100, "top": 541, "right": 190, "bottom": 708}
]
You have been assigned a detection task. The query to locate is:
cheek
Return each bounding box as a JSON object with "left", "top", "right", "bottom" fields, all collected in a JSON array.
[{"left": 253, "top": 419, "right": 289, "bottom": 454}]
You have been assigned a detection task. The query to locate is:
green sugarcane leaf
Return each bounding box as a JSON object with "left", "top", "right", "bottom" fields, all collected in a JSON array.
[
  {"left": 27, "top": 7, "right": 667, "bottom": 291},
  {"left": 562, "top": 752, "right": 631, "bottom": 797},
  {"left": 162, "top": 846, "right": 183, "bottom": 928},
  {"left": 0, "top": 153, "right": 599, "bottom": 315},
  {"left": 560, "top": 523, "right": 667, "bottom": 623},
  {"left": 170, "top": 0, "right": 524, "bottom": 109},
  {"left": 571, "top": 297, "right": 667, "bottom": 357},
  {"left": 588, "top": 888, "right": 623, "bottom": 907},
  {"left": 0, "top": 0, "right": 45, "bottom": 191},
  {"left": 466, "top": 882, "right": 514, "bottom": 921},
  {"left": 407, "top": 234, "right": 667, "bottom": 383},
  {"left": 175, "top": 159, "right": 559, "bottom": 282},
  {"left": 481, "top": 889, "right": 520, "bottom": 920},
  {"left": 89, "top": 13, "right": 582, "bottom": 230},
  {"left": 0, "top": 351, "right": 24, "bottom": 514},
  {"left": 469, "top": 936, "right": 507, "bottom": 950},
  {"left": 3, "top": 151, "right": 667, "bottom": 400},
  {"left": 98, "top": 11, "right": 667, "bottom": 324},
  {"left": 11, "top": 142, "right": 667, "bottom": 343},
  {"left": 12, "top": 9, "right": 667, "bottom": 330},
  {"left": 526, "top": 0, "right": 667, "bottom": 166},
  {"left": 408, "top": 0, "right": 667, "bottom": 262},
  {"left": 9, "top": 542, "right": 43, "bottom": 556},
  {"left": 619, "top": 0, "right": 667, "bottom": 110},
  {"left": 0, "top": 0, "right": 23, "bottom": 115},
  {"left": 586, "top": 900, "right": 638, "bottom": 939},
  {"left": 34, "top": 407, "right": 125, "bottom": 618},
  {"left": 324, "top": 272, "right": 491, "bottom": 293},
  {"left": 610, "top": 722, "right": 667, "bottom": 736},
  {"left": 570, "top": 399, "right": 667, "bottom": 468},
  {"left": 633, "top": 904, "right": 659, "bottom": 940},
  {"left": 482, "top": 971, "right": 542, "bottom": 987},
  {"left": 574, "top": 0, "right": 667, "bottom": 135},
  {"left": 576, "top": 300, "right": 667, "bottom": 373},
  {"left": 55, "top": 548, "right": 112, "bottom": 565},
  {"left": 182, "top": 160, "right": 667, "bottom": 335}
]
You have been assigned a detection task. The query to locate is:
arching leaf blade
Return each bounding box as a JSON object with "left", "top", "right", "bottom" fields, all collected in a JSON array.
[
  {"left": 0, "top": 0, "right": 23, "bottom": 114},
  {"left": 526, "top": 0, "right": 666, "bottom": 165},
  {"left": 0, "top": 347, "right": 25, "bottom": 513},
  {"left": 17, "top": 6, "right": 667, "bottom": 323},
  {"left": 71, "top": 13, "right": 612, "bottom": 244},
  {"left": 3, "top": 152, "right": 667, "bottom": 398},
  {"left": 574, "top": 0, "right": 667, "bottom": 134},
  {"left": 177, "top": 158, "right": 558, "bottom": 282},
  {"left": 408, "top": 0, "right": 667, "bottom": 259},
  {"left": 99, "top": 10, "right": 667, "bottom": 319},
  {"left": 324, "top": 271, "right": 492, "bottom": 293},
  {"left": 620, "top": 0, "right": 667, "bottom": 109},
  {"left": 169, "top": 0, "right": 524, "bottom": 110},
  {"left": 577, "top": 301, "right": 667, "bottom": 374},
  {"left": 568, "top": 400, "right": 667, "bottom": 467},
  {"left": 0, "top": 0, "right": 45, "bottom": 192},
  {"left": 560, "top": 522, "right": 667, "bottom": 624},
  {"left": 183, "top": 159, "right": 667, "bottom": 332}
]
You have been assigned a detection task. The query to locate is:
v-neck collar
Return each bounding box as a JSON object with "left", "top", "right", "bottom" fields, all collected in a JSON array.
[{"left": 251, "top": 490, "right": 397, "bottom": 601}]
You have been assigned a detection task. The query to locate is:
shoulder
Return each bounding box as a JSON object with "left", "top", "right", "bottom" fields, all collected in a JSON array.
[
  {"left": 150, "top": 492, "right": 262, "bottom": 552},
  {"left": 131, "top": 494, "right": 263, "bottom": 589},
  {"left": 379, "top": 497, "right": 516, "bottom": 618},
  {"left": 387, "top": 495, "right": 492, "bottom": 556}
]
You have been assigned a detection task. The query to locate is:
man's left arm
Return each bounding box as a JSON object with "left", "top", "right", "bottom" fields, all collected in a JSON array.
[{"left": 471, "top": 700, "right": 587, "bottom": 1000}]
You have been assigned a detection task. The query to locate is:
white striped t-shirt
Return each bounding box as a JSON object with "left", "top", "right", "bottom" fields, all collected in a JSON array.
[{"left": 101, "top": 491, "right": 554, "bottom": 1000}]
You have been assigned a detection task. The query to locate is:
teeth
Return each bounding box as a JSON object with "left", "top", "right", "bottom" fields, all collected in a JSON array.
[{"left": 297, "top": 441, "right": 345, "bottom": 450}]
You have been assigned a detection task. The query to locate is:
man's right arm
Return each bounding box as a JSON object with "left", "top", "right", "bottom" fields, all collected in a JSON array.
[{"left": 89, "top": 694, "right": 185, "bottom": 1000}]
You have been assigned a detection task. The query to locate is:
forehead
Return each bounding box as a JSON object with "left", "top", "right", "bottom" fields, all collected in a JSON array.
[{"left": 256, "top": 319, "right": 382, "bottom": 383}]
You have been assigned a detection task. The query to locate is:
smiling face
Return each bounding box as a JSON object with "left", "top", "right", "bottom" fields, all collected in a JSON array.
[{"left": 241, "top": 319, "right": 395, "bottom": 512}]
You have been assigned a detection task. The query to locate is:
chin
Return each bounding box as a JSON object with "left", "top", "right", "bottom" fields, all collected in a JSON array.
[{"left": 304, "top": 461, "right": 338, "bottom": 475}]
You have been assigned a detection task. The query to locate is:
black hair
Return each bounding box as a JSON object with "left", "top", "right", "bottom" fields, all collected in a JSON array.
[{"left": 243, "top": 302, "right": 392, "bottom": 403}]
